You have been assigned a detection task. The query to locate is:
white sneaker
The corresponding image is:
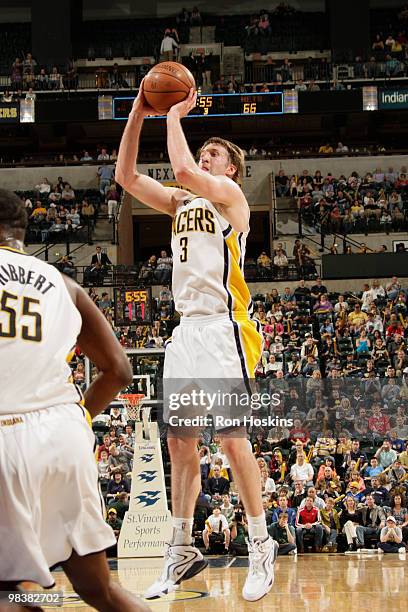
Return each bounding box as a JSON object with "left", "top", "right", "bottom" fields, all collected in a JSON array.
[
  {"left": 398, "top": 547, "right": 406, "bottom": 554},
  {"left": 377, "top": 548, "right": 384, "bottom": 554},
  {"left": 288, "top": 549, "right": 297, "bottom": 556},
  {"left": 144, "top": 543, "right": 208, "bottom": 599},
  {"left": 242, "top": 537, "right": 279, "bottom": 602}
]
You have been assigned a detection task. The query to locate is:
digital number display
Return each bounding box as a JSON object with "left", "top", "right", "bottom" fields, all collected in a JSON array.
[
  {"left": 114, "top": 287, "right": 153, "bottom": 326},
  {"left": 112, "top": 92, "right": 284, "bottom": 119},
  {"left": 192, "top": 93, "right": 283, "bottom": 117}
]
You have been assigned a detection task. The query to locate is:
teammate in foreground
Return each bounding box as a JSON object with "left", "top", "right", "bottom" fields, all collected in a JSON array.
[
  {"left": 116, "top": 84, "right": 278, "bottom": 602},
  {"left": 0, "top": 189, "right": 149, "bottom": 612}
]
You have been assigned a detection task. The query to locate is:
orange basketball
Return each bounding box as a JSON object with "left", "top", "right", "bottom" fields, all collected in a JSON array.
[{"left": 143, "top": 61, "right": 195, "bottom": 113}]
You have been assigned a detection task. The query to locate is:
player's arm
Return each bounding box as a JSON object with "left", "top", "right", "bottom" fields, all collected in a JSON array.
[
  {"left": 115, "top": 81, "right": 186, "bottom": 216},
  {"left": 166, "top": 89, "right": 249, "bottom": 232},
  {"left": 63, "top": 275, "right": 132, "bottom": 418}
]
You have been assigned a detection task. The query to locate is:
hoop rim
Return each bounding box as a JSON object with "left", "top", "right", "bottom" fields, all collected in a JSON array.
[{"left": 118, "top": 393, "right": 145, "bottom": 406}]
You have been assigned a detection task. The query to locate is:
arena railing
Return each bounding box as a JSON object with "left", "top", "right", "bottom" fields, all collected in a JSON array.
[
  {"left": 56, "top": 262, "right": 321, "bottom": 287},
  {"left": 26, "top": 213, "right": 118, "bottom": 251},
  {"left": 244, "top": 59, "right": 408, "bottom": 87},
  {"left": 1, "top": 58, "right": 408, "bottom": 94}
]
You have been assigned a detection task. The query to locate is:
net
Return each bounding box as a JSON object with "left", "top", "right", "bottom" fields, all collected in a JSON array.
[{"left": 117, "top": 393, "right": 145, "bottom": 421}]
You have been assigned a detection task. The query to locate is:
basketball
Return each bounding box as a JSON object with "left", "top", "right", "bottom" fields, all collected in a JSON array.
[{"left": 143, "top": 61, "right": 196, "bottom": 113}]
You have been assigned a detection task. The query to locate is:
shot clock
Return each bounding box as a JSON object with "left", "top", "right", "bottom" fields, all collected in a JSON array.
[{"left": 113, "top": 287, "right": 153, "bottom": 326}]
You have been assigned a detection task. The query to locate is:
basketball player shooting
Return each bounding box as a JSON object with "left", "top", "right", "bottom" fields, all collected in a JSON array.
[
  {"left": 116, "top": 83, "right": 278, "bottom": 602},
  {"left": 0, "top": 190, "right": 149, "bottom": 612}
]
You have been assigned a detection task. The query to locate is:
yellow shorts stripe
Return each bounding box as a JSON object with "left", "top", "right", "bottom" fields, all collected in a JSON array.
[{"left": 237, "top": 318, "right": 263, "bottom": 378}]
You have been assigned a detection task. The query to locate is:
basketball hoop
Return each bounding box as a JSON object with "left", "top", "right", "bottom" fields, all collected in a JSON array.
[{"left": 118, "top": 393, "right": 145, "bottom": 422}]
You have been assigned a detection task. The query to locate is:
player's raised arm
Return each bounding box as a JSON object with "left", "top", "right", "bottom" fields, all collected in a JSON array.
[
  {"left": 166, "top": 89, "right": 249, "bottom": 232},
  {"left": 63, "top": 275, "right": 132, "bottom": 418},
  {"left": 115, "top": 81, "right": 183, "bottom": 216}
]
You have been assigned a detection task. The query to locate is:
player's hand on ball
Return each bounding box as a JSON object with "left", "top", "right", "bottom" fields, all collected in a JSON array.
[
  {"left": 167, "top": 88, "right": 197, "bottom": 119},
  {"left": 132, "top": 78, "right": 165, "bottom": 117}
]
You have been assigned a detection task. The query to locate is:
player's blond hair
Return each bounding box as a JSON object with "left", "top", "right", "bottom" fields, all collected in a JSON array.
[{"left": 198, "top": 137, "right": 245, "bottom": 185}]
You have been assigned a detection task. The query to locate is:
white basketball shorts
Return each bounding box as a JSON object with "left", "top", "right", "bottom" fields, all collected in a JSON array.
[
  {"left": 0, "top": 404, "right": 115, "bottom": 587},
  {"left": 163, "top": 313, "right": 263, "bottom": 427}
]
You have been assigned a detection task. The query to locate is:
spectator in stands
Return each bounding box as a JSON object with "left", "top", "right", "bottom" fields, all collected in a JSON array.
[
  {"left": 109, "top": 491, "right": 129, "bottom": 521},
  {"left": 229, "top": 509, "right": 248, "bottom": 555},
  {"left": 296, "top": 496, "right": 324, "bottom": 553},
  {"left": 109, "top": 405, "right": 127, "bottom": 431},
  {"left": 80, "top": 150, "right": 93, "bottom": 162},
  {"left": 139, "top": 255, "right": 157, "bottom": 281},
  {"left": 307, "top": 80, "right": 320, "bottom": 92},
  {"left": 105, "top": 183, "right": 119, "bottom": 221},
  {"left": 256, "top": 250, "right": 271, "bottom": 274},
  {"left": 49, "top": 66, "right": 62, "bottom": 90},
  {"left": 336, "top": 142, "right": 349, "bottom": 154},
  {"left": 81, "top": 198, "right": 96, "bottom": 228},
  {"left": 272, "top": 495, "right": 297, "bottom": 527},
  {"left": 108, "top": 443, "right": 133, "bottom": 476},
  {"left": 356, "top": 494, "right": 386, "bottom": 549},
  {"left": 340, "top": 496, "right": 362, "bottom": 552},
  {"left": 299, "top": 487, "right": 326, "bottom": 512},
  {"left": 375, "top": 439, "right": 398, "bottom": 469},
  {"left": 320, "top": 497, "right": 340, "bottom": 551},
  {"left": 98, "top": 292, "right": 111, "bottom": 310},
  {"left": 386, "top": 276, "right": 402, "bottom": 300},
  {"left": 109, "top": 63, "right": 128, "bottom": 88},
  {"left": 160, "top": 30, "right": 178, "bottom": 61},
  {"left": 203, "top": 505, "right": 230, "bottom": 553},
  {"left": 378, "top": 515, "right": 405, "bottom": 553},
  {"left": 36, "top": 68, "right": 49, "bottom": 90},
  {"left": 268, "top": 512, "right": 297, "bottom": 555},
  {"left": 290, "top": 451, "right": 314, "bottom": 486},
  {"left": 295, "top": 79, "right": 307, "bottom": 91},
  {"left": 319, "top": 143, "right": 334, "bottom": 154},
  {"left": 275, "top": 169, "right": 289, "bottom": 197},
  {"left": 106, "top": 472, "right": 130, "bottom": 503},
  {"left": 61, "top": 183, "right": 75, "bottom": 202},
  {"left": 220, "top": 493, "right": 235, "bottom": 527},
  {"left": 11, "top": 57, "right": 23, "bottom": 88},
  {"left": 202, "top": 53, "right": 212, "bottom": 89},
  {"left": 98, "top": 449, "right": 111, "bottom": 490},
  {"left": 106, "top": 508, "right": 122, "bottom": 539},
  {"left": 206, "top": 465, "right": 230, "bottom": 501},
  {"left": 367, "top": 476, "right": 390, "bottom": 507},
  {"left": 23, "top": 52, "right": 37, "bottom": 87},
  {"left": 387, "top": 493, "right": 408, "bottom": 541},
  {"left": 154, "top": 250, "right": 173, "bottom": 284},
  {"left": 273, "top": 248, "right": 288, "bottom": 278},
  {"left": 1, "top": 90, "right": 13, "bottom": 103},
  {"left": 98, "top": 162, "right": 115, "bottom": 196},
  {"left": 91, "top": 246, "right": 112, "bottom": 267}
]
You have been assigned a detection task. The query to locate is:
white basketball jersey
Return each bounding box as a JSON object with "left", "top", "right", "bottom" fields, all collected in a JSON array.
[
  {"left": 171, "top": 197, "right": 252, "bottom": 318},
  {"left": 0, "top": 246, "right": 82, "bottom": 414}
]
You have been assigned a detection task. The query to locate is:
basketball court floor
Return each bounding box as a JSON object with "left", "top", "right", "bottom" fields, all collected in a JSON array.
[{"left": 45, "top": 553, "right": 407, "bottom": 610}]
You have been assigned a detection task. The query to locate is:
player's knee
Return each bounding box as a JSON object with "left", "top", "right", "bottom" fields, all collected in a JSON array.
[
  {"left": 219, "top": 437, "right": 244, "bottom": 460},
  {"left": 168, "top": 436, "right": 197, "bottom": 459}
]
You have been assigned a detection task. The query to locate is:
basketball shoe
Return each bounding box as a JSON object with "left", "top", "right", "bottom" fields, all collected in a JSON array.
[
  {"left": 144, "top": 543, "right": 208, "bottom": 599},
  {"left": 242, "top": 536, "right": 279, "bottom": 602}
]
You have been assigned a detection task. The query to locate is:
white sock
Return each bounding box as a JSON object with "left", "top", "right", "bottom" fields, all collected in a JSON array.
[
  {"left": 247, "top": 513, "right": 268, "bottom": 541},
  {"left": 171, "top": 517, "right": 194, "bottom": 546}
]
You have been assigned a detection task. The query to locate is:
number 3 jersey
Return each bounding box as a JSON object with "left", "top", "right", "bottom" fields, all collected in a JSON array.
[
  {"left": 0, "top": 247, "right": 82, "bottom": 414},
  {"left": 171, "top": 197, "right": 252, "bottom": 318}
]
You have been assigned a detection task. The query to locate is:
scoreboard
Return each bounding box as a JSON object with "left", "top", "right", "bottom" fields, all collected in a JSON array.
[
  {"left": 112, "top": 92, "right": 285, "bottom": 119},
  {"left": 113, "top": 287, "right": 153, "bottom": 326}
]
